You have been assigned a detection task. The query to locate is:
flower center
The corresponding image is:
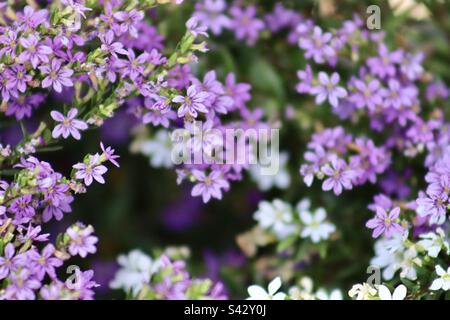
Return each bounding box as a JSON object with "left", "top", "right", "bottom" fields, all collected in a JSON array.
[{"left": 204, "top": 176, "right": 212, "bottom": 186}]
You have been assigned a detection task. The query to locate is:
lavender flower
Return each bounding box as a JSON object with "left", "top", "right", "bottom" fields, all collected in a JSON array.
[
  {"left": 73, "top": 154, "right": 108, "bottom": 186},
  {"left": 0, "top": 244, "right": 27, "bottom": 280},
  {"left": 299, "top": 26, "right": 335, "bottom": 64},
  {"left": 100, "top": 142, "right": 120, "bottom": 168},
  {"left": 186, "top": 17, "right": 209, "bottom": 38},
  {"left": 66, "top": 224, "right": 98, "bottom": 258},
  {"left": 3, "top": 269, "right": 41, "bottom": 300},
  {"left": 99, "top": 30, "right": 128, "bottom": 56},
  {"left": 296, "top": 65, "right": 313, "bottom": 94},
  {"left": 39, "top": 59, "right": 74, "bottom": 93},
  {"left": 367, "top": 44, "right": 403, "bottom": 78},
  {"left": 366, "top": 206, "right": 403, "bottom": 238},
  {"left": 310, "top": 72, "right": 347, "bottom": 108},
  {"left": 51, "top": 108, "right": 88, "bottom": 140},
  {"left": 7, "top": 65, "right": 32, "bottom": 93},
  {"left": 193, "top": 0, "right": 231, "bottom": 35},
  {"left": 229, "top": 5, "right": 264, "bottom": 46},
  {"left": 173, "top": 85, "right": 209, "bottom": 118},
  {"left": 321, "top": 157, "right": 355, "bottom": 195},
  {"left": 191, "top": 169, "right": 230, "bottom": 203},
  {"left": 5, "top": 94, "right": 45, "bottom": 120},
  {"left": 18, "top": 34, "right": 53, "bottom": 68},
  {"left": 349, "top": 79, "right": 383, "bottom": 110},
  {"left": 29, "top": 244, "right": 63, "bottom": 280}
]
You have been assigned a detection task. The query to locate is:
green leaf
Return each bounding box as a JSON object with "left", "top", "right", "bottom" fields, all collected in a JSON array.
[
  {"left": 249, "top": 58, "right": 285, "bottom": 102},
  {"left": 276, "top": 234, "right": 298, "bottom": 253}
]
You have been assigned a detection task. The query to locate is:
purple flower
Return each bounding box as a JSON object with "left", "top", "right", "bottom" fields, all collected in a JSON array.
[
  {"left": 7, "top": 65, "right": 32, "bottom": 93},
  {"left": 416, "top": 191, "right": 448, "bottom": 225},
  {"left": 66, "top": 224, "right": 98, "bottom": 258},
  {"left": 173, "top": 85, "right": 209, "bottom": 118},
  {"left": 8, "top": 194, "right": 35, "bottom": 223},
  {"left": 29, "top": 244, "right": 63, "bottom": 280},
  {"left": 5, "top": 94, "right": 45, "bottom": 120},
  {"left": 367, "top": 44, "right": 403, "bottom": 78},
  {"left": 349, "top": 79, "right": 383, "bottom": 110},
  {"left": 193, "top": 0, "right": 231, "bottom": 35},
  {"left": 380, "top": 79, "right": 417, "bottom": 110},
  {"left": 113, "top": 9, "right": 144, "bottom": 38},
  {"left": 142, "top": 98, "right": 177, "bottom": 128},
  {"left": 366, "top": 206, "right": 403, "bottom": 238},
  {"left": 119, "top": 22, "right": 165, "bottom": 52},
  {"left": 299, "top": 26, "right": 335, "bottom": 64},
  {"left": 426, "top": 81, "right": 449, "bottom": 101},
  {"left": 100, "top": 142, "right": 120, "bottom": 168},
  {"left": 191, "top": 169, "right": 230, "bottom": 203},
  {"left": 310, "top": 72, "right": 347, "bottom": 108},
  {"left": 224, "top": 72, "right": 251, "bottom": 110},
  {"left": 51, "top": 108, "right": 88, "bottom": 140},
  {"left": 61, "top": 0, "right": 92, "bottom": 19},
  {"left": 0, "top": 243, "right": 27, "bottom": 280},
  {"left": 265, "top": 3, "right": 298, "bottom": 32},
  {"left": 19, "top": 34, "right": 53, "bottom": 68},
  {"left": 229, "top": 5, "right": 265, "bottom": 46},
  {"left": 68, "top": 269, "right": 99, "bottom": 300},
  {"left": 168, "top": 64, "right": 192, "bottom": 90},
  {"left": 116, "top": 49, "right": 149, "bottom": 80},
  {"left": 39, "top": 59, "right": 74, "bottom": 93},
  {"left": 0, "top": 73, "right": 18, "bottom": 101},
  {"left": 73, "top": 153, "right": 108, "bottom": 186},
  {"left": 400, "top": 52, "right": 424, "bottom": 80},
  {"left": 17, "top": 6, "right": 49, "bottom": 29},
  {"left": 99, "top": 30, "right": 128, "bottom": 56},
  {"left": 296, "top": 65, "right": 313, "bottom": 94},
  {"left": 40, "top": 281, "right": 65, "bottom": 300},
  {"left": 321, "top": 157, "right": 355, "bottom": 195},
  {"left": 186, "top": 17, "right": 209, "bottom": 38},
  {"left": 42, "top": 191, "right": 73, "bottom": 222},
  {"left": 17, "top": 225, "right": 50, "bottom": 243},
  {"left": 3, "top": 269, "right": 41, "bottom": 300},
  {"left": 0, "top": 30, "right": 18, "bottom": 58}
]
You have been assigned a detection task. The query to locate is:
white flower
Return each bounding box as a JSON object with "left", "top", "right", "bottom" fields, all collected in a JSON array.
[
  {"left": 430, "top": 265, "right": 450, "bottom": 291},
  {"left": 418, "top": 228, "right": 450, "bottom": 258},
  {"left": 139, "top": 130, "right": 174, "bottom": 168},
  {"left": 254, "top": 199, "right": 296, "bottom": 239},
  {"left": 288, "top": 277, "right": 315, "bottom": 300},
  {"left": 316, "top": 288, "right": 343, "bottom": 300},
  {"left": 247, "top": 277, "right": 287, "bottom": 300},
  {"left": 348, "top": 283, "right": 377, "bottom": 300},
  {"left": 398, "top": 247, "right": 421, "bottom": 280},
  {"left": 299, "top": 207, "right": 335, "bottom": 243},
  {"left": 377, "top": 284, "right": 407, "bottom": 300},
  {"left": 371, "top": 233, "right": 420, "bottom": 281},
  {"left": 109, "top": 250, "right": 160, "bottom": 295},
  {"left": 249, "top": 152, "right": 290, "bottom": 191}
]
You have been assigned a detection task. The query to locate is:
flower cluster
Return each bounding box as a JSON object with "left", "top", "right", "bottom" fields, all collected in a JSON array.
[
  {"left": 0, "top": 221, "right": 98, "bottom": 300},
  {"left": 300, "top": 127, "right": 390, "bottom": 195},
  {"left": 109, "top": 248, "right": 227, "bottom": 300}
]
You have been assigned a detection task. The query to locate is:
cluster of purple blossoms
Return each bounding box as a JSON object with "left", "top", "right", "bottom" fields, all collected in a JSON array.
[
  {"left": 191, "top": 0, "right": 265, "bottom": 45},
  {"left": 0, "top": 222, "right": 98, "bottom": 300},
  {"left": 153, "top": 255, "right": 227, "bottom": 300},
  {"left": 0, "top": 140, "right": 117, "bottom": 298},
  {"left": 300, "top": 127, "right": 390, "bottom": 195}
]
